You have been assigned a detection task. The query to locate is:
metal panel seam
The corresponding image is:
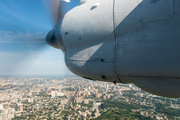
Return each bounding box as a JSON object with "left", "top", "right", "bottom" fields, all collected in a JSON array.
[{"left": 113, "top": 0, "right": 123, "bottom": 83}]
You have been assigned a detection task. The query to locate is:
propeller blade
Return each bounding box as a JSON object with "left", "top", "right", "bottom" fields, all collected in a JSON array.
[
  {"left": 59, "top": 0, "right": 71, "bottom": 17},
  {"left": 43, "top": 0, "right": 71, "bottom": 26},
  {"left": 0, "top": 1, "right": 70, "bottom": 76}
]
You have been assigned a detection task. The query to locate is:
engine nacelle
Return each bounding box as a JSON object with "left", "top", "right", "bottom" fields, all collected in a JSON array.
[
  {"left": 62, "top": 0, "right": 120, "bottom": 83},
  {"left": 48, "top": 0, "right": 180, "bottom": 98},
  {"left": 135, "top": 78, "right": 180, "bottom": 98}
]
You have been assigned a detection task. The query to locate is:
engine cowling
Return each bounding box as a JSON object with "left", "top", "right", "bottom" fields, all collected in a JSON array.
[{"left": 47, "top": 0, "right": 180, "bottom": 98}]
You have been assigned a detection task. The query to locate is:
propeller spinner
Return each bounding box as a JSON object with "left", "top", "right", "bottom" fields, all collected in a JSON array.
[{"left": 44, "top": 0, "right": 71, "bottom": 52}]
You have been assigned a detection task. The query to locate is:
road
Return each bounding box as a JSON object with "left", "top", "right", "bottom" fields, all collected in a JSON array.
[{"left": 66, "top": 87, "right": 79, "bottom": 109}]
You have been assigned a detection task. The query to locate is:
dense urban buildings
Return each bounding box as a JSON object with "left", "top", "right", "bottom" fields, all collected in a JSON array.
[{"left": 0, "top": 77, "right": 180, "bottom": 120}]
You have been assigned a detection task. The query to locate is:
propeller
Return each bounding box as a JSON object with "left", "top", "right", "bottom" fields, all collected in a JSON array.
[
  {"left": 43, "top": 0, "right": 72, "bottom": 51},
  {"left": 0, "top": 0, "right": 77, "bottom": 76},
  {"left": 43, "top": 0, "right": 71, "bottom": 26}
]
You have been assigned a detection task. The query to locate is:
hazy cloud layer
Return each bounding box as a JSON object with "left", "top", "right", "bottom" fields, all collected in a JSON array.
[
  {"left": 0, "top": 49, "right": 73, "bottom": 76},
  {"left": 0, "top": 1, "right": 79, "bottom": 76},
  {"left": 0, "top": 31, "right": 47, "bottom": 43}
]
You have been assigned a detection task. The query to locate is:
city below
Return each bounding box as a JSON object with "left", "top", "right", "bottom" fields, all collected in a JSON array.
[{"left": 0, "top": 76, "right": 180, "bottom": 120}]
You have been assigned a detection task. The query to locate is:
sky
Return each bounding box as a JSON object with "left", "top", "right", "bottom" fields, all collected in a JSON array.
[{"left": 0, "top": 0, "right": 80, "bottom": 76}]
